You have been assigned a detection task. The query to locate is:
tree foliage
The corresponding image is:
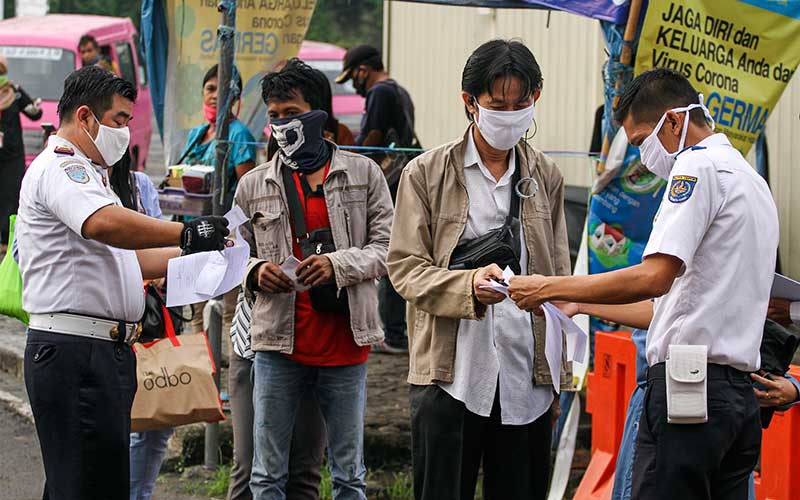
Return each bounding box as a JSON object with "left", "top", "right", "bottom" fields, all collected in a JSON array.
[
  {"left": 306, "top": 0, "right": 383, "bottom": 50},
  {"left": 48, "top": 0, "right": 142, "bottom": 29}
]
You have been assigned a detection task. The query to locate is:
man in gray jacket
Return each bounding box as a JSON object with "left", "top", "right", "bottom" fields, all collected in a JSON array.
[{"left": 235, "top": 59, "right": 393, "bottom": 500}]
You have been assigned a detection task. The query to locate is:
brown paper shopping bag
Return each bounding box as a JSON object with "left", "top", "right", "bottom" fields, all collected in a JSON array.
[{"left": 130, "top": 305, "right": 225, "bottom": 432}]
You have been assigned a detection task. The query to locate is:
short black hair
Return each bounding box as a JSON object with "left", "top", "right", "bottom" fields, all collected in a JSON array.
[
  {"left": 203, "top": 64, "right": 243, "bottom": 95},
  {"left": 78, "top": 35, "right": 98, "bottom": 49},
  {"left": 461, "top": 39, "right": 543, "bottom": 120},
  {"left": 614, "top": 68, "right": 707, "bottom": 127},
  {"left": 57, "top": 65, "right": 137, "bottom": 121},
  {"left": 260, "top": 58, "right": 324, "bottom": 110}
]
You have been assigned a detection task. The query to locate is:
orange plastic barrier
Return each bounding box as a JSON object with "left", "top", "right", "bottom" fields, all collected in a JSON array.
[
  {"left": 575, "top": 331, "right": 800, "bottom": 500},
  {"left": 753, "top": 364, "right": 800, "bottom": 500},
  {"left": 573, "top": 330, "right": 638, "bottom": 500}
]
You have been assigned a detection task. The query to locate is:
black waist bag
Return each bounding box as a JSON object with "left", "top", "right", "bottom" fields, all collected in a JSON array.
[
  {"left": 282, "top": 166, "right": 349, "bottom": 315},
  {"left": 449, "top": 155, "right": 522, "bottom": 275}
]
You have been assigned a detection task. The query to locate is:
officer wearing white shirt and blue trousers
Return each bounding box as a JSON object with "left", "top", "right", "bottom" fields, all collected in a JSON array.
[
  {"left": 509, "top": 68, "right": 779, "bottom": 500},
  {"left": 16, "top": 66, "right": 229, "bottom": 499}
]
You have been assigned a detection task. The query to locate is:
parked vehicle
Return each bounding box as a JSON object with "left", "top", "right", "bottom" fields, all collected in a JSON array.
[
  {"left": 301, "top": 40, "right": 365, "bottom": 135},
  {"left": 0, "top": 14, "right": 152, "bottom": 169}
]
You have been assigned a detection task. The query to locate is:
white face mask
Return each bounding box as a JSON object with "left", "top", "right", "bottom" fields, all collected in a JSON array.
[
  {"left": 474, "top": 101, "right": 535, "bottom": 151},
  {"left": 84, "top": 112, "right": 130, "bottom": 166},
  {"left": 638, "top": 94, "right": 715, "bottom": 180}
]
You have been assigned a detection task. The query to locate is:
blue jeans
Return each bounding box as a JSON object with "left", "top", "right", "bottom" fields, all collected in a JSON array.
[
  {"left": 251, "top": 352, "right": 368, "bottom": 500},
  {"left": 611, "top": 387, "right": 645, "bottom": 500},
  {"left": 129, "top": 428, "right": 174, "bottom": 500}
]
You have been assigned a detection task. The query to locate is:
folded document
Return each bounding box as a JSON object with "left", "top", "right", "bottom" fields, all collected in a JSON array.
[{"left": 166, "top": 206, "right": 250, "bottom": 307}]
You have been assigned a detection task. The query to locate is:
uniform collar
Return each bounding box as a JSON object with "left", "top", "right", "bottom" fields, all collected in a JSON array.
[
  {"left": 695, "top": 133, "right": 732, "bottom": 149},
  {"left": 48, "top": 135, "right": 98, "bottom": 168}
]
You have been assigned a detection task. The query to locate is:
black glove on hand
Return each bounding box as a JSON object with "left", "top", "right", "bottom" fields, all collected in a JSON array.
[{"left": 181, "top": 216, "right": 230, "bottom": 254}]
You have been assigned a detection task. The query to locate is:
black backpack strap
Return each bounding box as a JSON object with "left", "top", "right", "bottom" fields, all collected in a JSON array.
[
  {"left": 506, "top": 152, "right": 522, "bottom": 225},
  {"left": 281, "top": 165, "right": 308, "bottom": 242},
  {"left": 386, "top": 80, "right": 420, "bottom": 148}
]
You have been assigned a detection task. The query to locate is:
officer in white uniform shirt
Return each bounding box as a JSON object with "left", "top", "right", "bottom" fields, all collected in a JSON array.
[
  {"left": 16, "top": 66, "right": 230, "bottom": 500},
  {"left": 508, "top": 68, "right": 779, "bottom": 500}
]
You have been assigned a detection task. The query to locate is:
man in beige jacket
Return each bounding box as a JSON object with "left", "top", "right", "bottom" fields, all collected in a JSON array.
[
  {"left": 236, "top": 59, "right": 393, "bottom": 500},
  {"left": 387, "top": 40, "right": 572, "bottom": 500}
]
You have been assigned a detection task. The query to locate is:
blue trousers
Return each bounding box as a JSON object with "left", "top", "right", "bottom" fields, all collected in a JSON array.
[
  {"left": 250, "top": 352, "right": 368, "bottom": 500},
  {"left": 129, "top": 428, "right": 174, "bottom": 500}
]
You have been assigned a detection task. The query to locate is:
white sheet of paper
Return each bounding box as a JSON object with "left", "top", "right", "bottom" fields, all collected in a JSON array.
[
  {"left": 542, "top": 304, "right": 564, "bottom": 393},
  {"left": 771, "top": 273, "right": 800, "bottom": 301},
  {"left": 225, "top": 205, "right": 248, "bottom": 229},
  {"left": 197, "top": 228, "right": 250, "bottom": 295},
  {"left": 166, "top": 252, "right": 211, "bottom": 307},
  {"left": 280, "top": 255, "right": 311, "bottom": 292},
  {"left": 541, "top": 303, "right": 589, "bottom": 393},
  {"left": 166, "top": 206, "right": 251, "bottom": 307},
  {"left": 543, "top": 303, "right": 588, "bottom": 362}
]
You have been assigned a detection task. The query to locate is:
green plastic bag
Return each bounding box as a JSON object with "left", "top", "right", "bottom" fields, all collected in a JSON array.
[{"left": 0, "top": 215, "right": 29, "bottom": 324}]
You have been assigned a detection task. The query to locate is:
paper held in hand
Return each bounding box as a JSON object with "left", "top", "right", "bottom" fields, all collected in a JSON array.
[
  {"left": 280, "top": 256, "right": 311, "bottom": 292},
  {"left": 166, "top": 206, "right": 251, "bottom": 307},
  {"left": 479, "top": 266, "right": 588, "bottom": 392},
  {"left": 771, "top": 273, "right": 800, "bottom": 302}
]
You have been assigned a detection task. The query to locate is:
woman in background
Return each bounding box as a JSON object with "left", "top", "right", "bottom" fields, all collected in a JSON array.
[{"left": 180, "top": 64, "right": 257, "bottom": 335}]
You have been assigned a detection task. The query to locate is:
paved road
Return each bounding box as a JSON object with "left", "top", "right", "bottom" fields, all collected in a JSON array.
[{"left": 0, "top": 370, "right": 44, "bottom": 500}]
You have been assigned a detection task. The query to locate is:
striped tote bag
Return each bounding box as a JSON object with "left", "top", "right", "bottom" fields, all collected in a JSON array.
[{"left": 230, "top": 290, "right": 255, "bottom": 360}]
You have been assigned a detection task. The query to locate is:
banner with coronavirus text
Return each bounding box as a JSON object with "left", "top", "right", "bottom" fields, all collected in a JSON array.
[
  {"left": 635, "top": 0, "right": 800, "bottom": 155},
  {"left": 162, "top": 0, "right": 316, "bottom": 165}
]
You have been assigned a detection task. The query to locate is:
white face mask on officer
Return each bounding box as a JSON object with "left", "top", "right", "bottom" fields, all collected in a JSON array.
[
  {"left": 638, "top": 94, "right": 715, "bottom": 180},
  {"left": 474, "top": 101, "right": 535, "bottom": 151},
  {"left": 84, "top": 111, "right": 130, "bottom": 167}
]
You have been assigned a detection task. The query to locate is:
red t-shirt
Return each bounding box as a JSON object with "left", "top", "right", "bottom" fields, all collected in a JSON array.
[{"left": 286, "top": 163, "right": 370, "bottom": 366}]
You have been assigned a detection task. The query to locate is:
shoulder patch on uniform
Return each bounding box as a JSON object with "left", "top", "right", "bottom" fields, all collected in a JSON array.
[
  {"left": 62, "top": 163, "right": 90, "bottom": 184},
  {"left": 668, "top": 175, "right": 698, "bottom": 203},
  {"left": 54, "top": 145, "right": 74, "bottom": 155}
]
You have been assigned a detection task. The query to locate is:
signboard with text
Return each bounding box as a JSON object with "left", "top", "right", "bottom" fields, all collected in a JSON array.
[
  {"left": 635, "top": 0, "right": 800, "bottom": 155},
  {"left": 162, "top": 0, "right": 316, "bottom": 164}
]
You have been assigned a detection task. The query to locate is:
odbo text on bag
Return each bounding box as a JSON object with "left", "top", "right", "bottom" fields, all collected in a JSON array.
[{"left": 142, "top": 367, "right": 192, "bottom": 391}]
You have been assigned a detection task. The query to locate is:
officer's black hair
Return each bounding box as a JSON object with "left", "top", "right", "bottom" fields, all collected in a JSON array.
[
  {"left": 57, "top": 65, "right": 137, "bottom": 122},
  {"left": 461, "top": 39, "right": 543, "bottom": 121},
  {"left": 260, "top": 58, "right": 324, "bottom": 111},
  {"left": 108, "top": 149, "right": 137, "bottom": 211},
  {"left": 202, "top": 64, "right": 243, "bottom": 96},
  {"left": 614, "top": 68, "right": 707, "bottom": 127},
  {"left": 78, "top": 34, "right": 98, "bottom": 49}
]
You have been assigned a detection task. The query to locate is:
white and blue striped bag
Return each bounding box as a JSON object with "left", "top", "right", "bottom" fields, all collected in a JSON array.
[{"left": 230, "top": 290, "right": 255, "bottom": 360}]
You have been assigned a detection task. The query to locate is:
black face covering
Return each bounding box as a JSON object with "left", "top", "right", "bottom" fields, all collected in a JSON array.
[{"left": 269, "top": 110, "right": 330, "bottom": 173}]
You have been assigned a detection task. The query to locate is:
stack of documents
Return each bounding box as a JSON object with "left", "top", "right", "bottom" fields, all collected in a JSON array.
[{"left": 166, "top": 206, "right": 251, "bottom": 307}]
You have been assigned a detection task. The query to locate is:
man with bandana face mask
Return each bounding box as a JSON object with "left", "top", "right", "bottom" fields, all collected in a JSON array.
[
  {"left": 235, "top": 58, "right": 393, "bottom": 500},
  {"left": 15, "top": 66, "right": 230, "bottom": 500},
  {"left": 508, "top": 68, "right": 779, "bottom": 500}
]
